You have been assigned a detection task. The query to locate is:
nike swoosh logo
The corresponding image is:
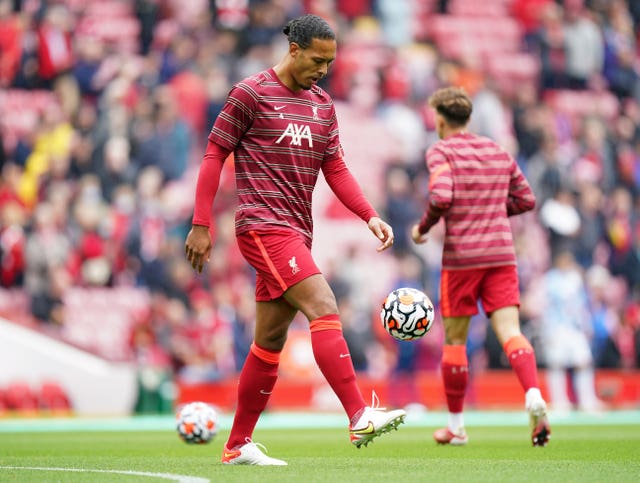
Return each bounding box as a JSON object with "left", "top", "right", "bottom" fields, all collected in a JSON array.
[
  {"left": 223, "top": 451, "right": 239, "bottom": 459},
  {"left": 350, "top": 421, "right": 375, "bottom": 435},
  {"left": 339, "top": 353, "right": 350, "bottom": 358},
  {"left": 274, "top": 105, "right": 286, "bottom": 111},
  {"left": 260, "top": 389, "right": 272, "bottom": 395}
]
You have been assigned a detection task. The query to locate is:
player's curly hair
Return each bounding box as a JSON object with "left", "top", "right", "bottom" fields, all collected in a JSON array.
[
  {"left": 429, "top": 87, "right": 473, "bottom": 126},
  {"left": 283, "top": 14, "right": 335, "bottom": 49}
]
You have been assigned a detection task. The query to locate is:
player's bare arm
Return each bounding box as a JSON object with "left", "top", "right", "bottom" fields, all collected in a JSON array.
[
  {"left": 367, "top": 216, "right": 394, "bottom": 252},
  {"left": 185, "top": 224, "right": 212, "bottom": 273}
]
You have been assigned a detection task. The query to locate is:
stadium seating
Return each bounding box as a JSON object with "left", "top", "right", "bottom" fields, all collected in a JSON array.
[
  {"left": 426, "top": 15, "right": 523, "bottom": 60},
  {"left": 543, "top": 89, "right": 621, "bottom": 121},
  {"left": 448, "top": 0, "right": 513, "bottom": 17},
  {"left": 61, "top": 287, "right": 151, "bottom": 361},
  {"left": 0, "top": 289, "right": 37, "bottom": 328},
  {"left": 3, "top": 381, "right": 39, "bottom": 412},
  {"left": 0, "top": 388, "right": 6, "bottom": 414},
  {"left": 38, "top": 381, "right": 72, "bottom": 413},
  {"left": 487, "top": 51, "right": 541, "bottom": 93},
  {"left": 411, "top": 0, "right": 439, "bottom": 40},
  {"left": 67, "top": 0, "right": 140, "bottom": 53},
  {"left": 0, "top": 381, "right": 72, "bottom": 414},
  {"left": 0, "top": 89, "right": 58, "bottom": 153}
]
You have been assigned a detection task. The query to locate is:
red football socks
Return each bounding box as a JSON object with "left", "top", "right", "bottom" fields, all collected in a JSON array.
[
  {"left": 503, "top": 334, "right": 539, "bottom": 391},
  {"left": 310, "top": 314, "right": 366, "bottom": 422},
  {"left": 225, "top": 342, "right": 280, "bottom": 449},
  {"left": 441, "top": 344, "right": 469, "bottom": 413}
]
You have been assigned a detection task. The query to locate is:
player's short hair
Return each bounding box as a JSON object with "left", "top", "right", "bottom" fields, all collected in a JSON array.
[
  {"left": 283, "top": 14, "right": 335, "bottom": 49},
  {"left": 429, "top": 87, "right": 473, "bottom": 126}
]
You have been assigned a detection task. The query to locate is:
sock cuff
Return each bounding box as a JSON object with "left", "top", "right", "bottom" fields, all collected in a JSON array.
[
  {"left": 442, "top": 344, "right": 468, "bottom": 365},
  {"left": 503, "top": 334, "right": 533, "bottom": 356},
  {"left": 310, "top": 314, "right": 342, "bottom": 333},
  {"left": 250, "top": 342, "right": 281, "bottom": 365}
]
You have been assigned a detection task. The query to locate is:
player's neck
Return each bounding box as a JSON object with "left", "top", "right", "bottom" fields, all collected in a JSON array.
[
  {"left": 273, "top": 61, "right": 301, "bottom": 93},
  {"left": 442, "top": 126, "right": 468, "bottom": 139}
]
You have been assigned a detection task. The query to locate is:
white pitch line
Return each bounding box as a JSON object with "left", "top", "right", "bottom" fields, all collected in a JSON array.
[{"left": 0, "top": 466, "right": 210, "bottom": 483}]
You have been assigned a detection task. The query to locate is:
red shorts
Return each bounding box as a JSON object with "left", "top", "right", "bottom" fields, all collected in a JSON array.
[
  {"left": 439, "top": 265, "right": 520, "bottom": 317},
  {"left": 236, "top": 228, "right": 321, "bottom": 301}
]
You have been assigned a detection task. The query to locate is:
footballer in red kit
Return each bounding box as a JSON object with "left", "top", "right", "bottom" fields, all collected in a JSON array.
[
  {"left": 411, "top": 86, "right": 551, "bottom": 447},
  {"left": 185, "top": 14, "right": 406, "bottom": 466}
]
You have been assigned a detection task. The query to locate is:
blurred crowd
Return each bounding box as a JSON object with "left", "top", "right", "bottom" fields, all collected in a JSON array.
[{"left": 1, "top": 0, "right": 640, "bottom": 412}]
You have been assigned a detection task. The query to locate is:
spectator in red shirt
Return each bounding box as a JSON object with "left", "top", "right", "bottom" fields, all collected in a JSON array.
[
  {"left": 0, "top": 0, "right": 22, "bottom": 87},
  {"left": 36, "top": 5, "right": 74, "bottom": 83}
]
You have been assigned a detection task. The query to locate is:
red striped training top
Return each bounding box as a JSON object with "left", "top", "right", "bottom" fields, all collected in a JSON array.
[
  {"left": 208, "top": 68, "right": 345, "bottom": 242},
  {"left": 417, "top": 132, "right": 536, "bottom": 270}
]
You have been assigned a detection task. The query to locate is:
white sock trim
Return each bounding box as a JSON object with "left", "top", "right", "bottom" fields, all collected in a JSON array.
[
  {"left": 448, "top": 412, "right": 464, "bottom": 433},
  {"left": 525, "top": 387, "right": 542, "bottom": 401}
]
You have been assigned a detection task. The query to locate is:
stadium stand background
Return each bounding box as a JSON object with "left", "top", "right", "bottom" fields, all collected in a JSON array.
[{"left": 0, "top": 0, "right": 639, "bottom": 413}]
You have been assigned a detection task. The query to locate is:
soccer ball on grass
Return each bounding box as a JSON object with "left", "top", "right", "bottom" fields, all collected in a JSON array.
[
  {"left": 176, "top": 401, "right": 218, "bottom": 444},
  {"left": 380, "top": 287, "right": 435, "bottom": 341}
]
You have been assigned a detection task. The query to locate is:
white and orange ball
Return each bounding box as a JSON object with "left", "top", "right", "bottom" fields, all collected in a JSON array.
[
  {"left": 380, "top": 287, "right": 435, "bottom": 341},
  {"left": 176, "top": 402, "right": 218, "bottom": 444}
]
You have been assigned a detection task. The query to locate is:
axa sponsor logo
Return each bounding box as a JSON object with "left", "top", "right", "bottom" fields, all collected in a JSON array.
[{"left": 276, "top": 123, "right": 313, "bottom": 147}]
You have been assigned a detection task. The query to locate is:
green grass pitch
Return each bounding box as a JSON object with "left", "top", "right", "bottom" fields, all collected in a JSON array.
[{"left": 0, "top": 413, "right": 639, "bottom": 482}]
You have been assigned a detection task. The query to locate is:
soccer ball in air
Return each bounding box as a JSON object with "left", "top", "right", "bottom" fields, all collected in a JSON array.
[
  {"left": 176, "top": 402, "right": 218, "bottom": 444},
  {"left": 380, "top": 287, "right": 435, "bottom": 341}
]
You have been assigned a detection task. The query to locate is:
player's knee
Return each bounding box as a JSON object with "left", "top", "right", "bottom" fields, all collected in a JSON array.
[
  {"left": 255, "top": 326, "right": 289, "bottom": 351},
  {"left": 296, "top": 293, "right": 338, "bottom": 321},
  {"left": 444, "top": 326, "right": 468, "bottom": 344},
  {"left": 310, "top": 299, "right": 339, "bottom": 320},
  {"left": 444, "top": 336, "right": 467, "bottom": 346}
]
